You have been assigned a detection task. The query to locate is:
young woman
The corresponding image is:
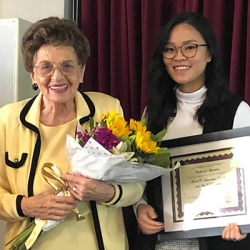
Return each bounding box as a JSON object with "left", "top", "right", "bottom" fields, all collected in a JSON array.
[{"left": 135, "top": 12, "right": 250, "bottom": 250}]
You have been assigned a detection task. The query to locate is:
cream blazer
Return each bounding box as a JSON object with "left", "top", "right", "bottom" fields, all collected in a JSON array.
[{"left": 0, "top": 91, "right": 144, "bottom": 250}]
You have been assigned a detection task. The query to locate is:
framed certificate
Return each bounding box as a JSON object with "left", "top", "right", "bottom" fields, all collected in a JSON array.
[{"left": 154, "top": 127, "right": 250, "bottom": 240}]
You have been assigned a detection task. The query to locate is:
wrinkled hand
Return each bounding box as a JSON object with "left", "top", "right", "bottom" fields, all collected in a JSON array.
[
  {"left": 61, "top": 173, "right": 115, "bottom": 203},
  {"left": 137, "top": 204, "right": 164, "bottom": 235},
  {"left": 222, "top": 223, "right": 247, "bottom": 241},
  {"left": 21, "top": 189, "right": 77, "bottom": 221}
]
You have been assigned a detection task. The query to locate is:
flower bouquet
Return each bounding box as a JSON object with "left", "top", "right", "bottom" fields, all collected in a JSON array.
[
  {"left": 67, "top": 110, "right": 171, "bottom": 183},
  {"left": 6, "top": 110, "right": 172, "bottom": 250}
]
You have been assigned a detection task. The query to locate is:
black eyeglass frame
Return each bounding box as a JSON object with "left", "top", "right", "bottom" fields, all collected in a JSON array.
[{"left": 161, "top": 43, "right": 208, "bottom": 59}]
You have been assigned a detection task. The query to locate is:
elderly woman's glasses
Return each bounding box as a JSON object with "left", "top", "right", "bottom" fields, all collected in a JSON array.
[
  {"left": 33, "top": 61, "right": 80, "bottom": 77},
  {"left": 161, "top": 43, "right": 208, "bottom": 59}
]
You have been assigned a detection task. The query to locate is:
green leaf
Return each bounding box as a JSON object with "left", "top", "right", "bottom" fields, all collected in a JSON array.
[
  {"left": 151, "top": 129, "right": 167, "bottom": 142},
  {"left": 88, "top": 117, "right": 95, "bottom": 130},
  {"left": 157, "top": 147, "right": 168, "bottom": 154},
  {"left": 140, "top": 119, "right": 146, "bottom": 125},
  {"left": 128, "top": 134, "right": 136, "bottom": 143},
  {"left": 137, "top": 156, "right": 144, "bottom": 163},
  {"left": 151, "top": 152, "right": 171, "bottom": 168}
]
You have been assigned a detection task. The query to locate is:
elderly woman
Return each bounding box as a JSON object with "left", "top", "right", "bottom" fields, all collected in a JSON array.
[{"left": 0, "top": 17, "right": 144, "bottom": 250}]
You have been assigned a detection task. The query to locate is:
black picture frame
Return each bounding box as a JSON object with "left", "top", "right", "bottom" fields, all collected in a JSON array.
[{"left": 154, "top": 127, "right": 250, "bottom": 240}]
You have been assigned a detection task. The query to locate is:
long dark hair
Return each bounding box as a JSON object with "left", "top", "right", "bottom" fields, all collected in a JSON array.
[{"left": 146, "top": 12, "right": 230, "bottom": 133}]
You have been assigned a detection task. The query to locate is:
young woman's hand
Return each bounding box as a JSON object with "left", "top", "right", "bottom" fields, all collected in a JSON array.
[
  {"left": 222, "top": 223, "right": 247, "bottom": 241},
  {"left": 137, "top": 204, "right": 164, "bottom": 234}
]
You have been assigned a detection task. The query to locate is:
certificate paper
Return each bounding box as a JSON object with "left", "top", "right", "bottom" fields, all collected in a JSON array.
[
  {"left": 171, "top": 149, "right": 246, "bottom": 222},
  {"left": 157, "top": 128, "right": 250, "bottom": 240}
]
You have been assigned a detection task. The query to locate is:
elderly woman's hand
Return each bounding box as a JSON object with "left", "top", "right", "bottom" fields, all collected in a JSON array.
[
  {"left": 21, "top": 189, "right": 77, "bottom": 221},
  {"left": 61, "top": 173, "right": 115, "bottom": 203},
  {"left": 222, "top": 223, "right": 247, "bottom": 241}
]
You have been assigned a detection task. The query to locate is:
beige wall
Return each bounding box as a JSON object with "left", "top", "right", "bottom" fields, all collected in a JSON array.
[
  {"left": 0, "top": 221, "right": 5, "bottom": 250},
  {"left": 0, "top": 2, "right": 66, "bottom": 249},
  {"left": 0, "top": 0, "right": 64, "bottom": 23}
]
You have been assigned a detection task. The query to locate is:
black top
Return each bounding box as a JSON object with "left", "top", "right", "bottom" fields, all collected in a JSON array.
[
  {"left": 133, "top": 93, "right": 250, "bottom": 250},
  {"left": 200, "top": 93, "right": 250, "bottom": 249}
]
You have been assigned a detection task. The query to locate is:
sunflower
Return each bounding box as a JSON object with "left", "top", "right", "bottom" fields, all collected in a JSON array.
[
  {"left": 129, "top": 119, "right": 159, "bottom": 154},
  {"left": 135, "top": 129, "right": 159, "bottom": 154},
  {"left": 105, "top": 110, "right": 131, "bottom": 138}
]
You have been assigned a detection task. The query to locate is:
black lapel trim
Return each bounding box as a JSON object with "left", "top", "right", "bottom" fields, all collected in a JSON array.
[
  {"left": 90, "top": 201, "right": 105, "bottom": 250},
  {"left": 79, "top": 92, "right": 95, "bottom": 125},
  {"left": 20, "top": 95, "right": 41, "bottom": 197},
  {"left": 18, "top": 92, "right": 95, "bottom": 198},
  {"left": 79, "top": 93, "right": 101, "bottom": 248}
]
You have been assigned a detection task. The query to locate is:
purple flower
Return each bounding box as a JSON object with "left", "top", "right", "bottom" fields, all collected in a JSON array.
[
  {"left": 76, "top": 130, "right": 91, "bottom": 147},
  {"left": 76, "top": 128, "right": 120, "bottom": 150},
  {"left": 76, "top": 131, "right": 83, "bottom": 137},
  {"left": 94, "top": 128, "right": 120, "bottom": 150}
]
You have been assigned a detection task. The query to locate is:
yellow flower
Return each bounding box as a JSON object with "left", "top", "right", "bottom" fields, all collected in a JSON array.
[
  {"left": 135, "top": 130, "right": 159, "bottom": 154},
  {"left": 134, "top": 122, "right": 160, "bottom": 154},
  {"left": 129, "top": 119, "right": 137, "bottom": 131},
  {"left": 104, "top": 110, "right": 131, "bottom": 138},
  {"left": 129, "top": 119, "right": 146, "bottom": 133}
]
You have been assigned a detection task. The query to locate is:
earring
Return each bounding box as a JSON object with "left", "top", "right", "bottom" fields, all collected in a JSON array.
[
  {"left": 77, "top": 82, "right": 83, "bottom": 92},
  {"left": 32, "top": 83, "right": 38, "bottom": 91}
]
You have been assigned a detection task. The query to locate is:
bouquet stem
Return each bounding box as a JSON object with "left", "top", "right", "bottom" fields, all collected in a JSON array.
[{"left": 6, "top": 221, "right": 36, "bottom": 250}]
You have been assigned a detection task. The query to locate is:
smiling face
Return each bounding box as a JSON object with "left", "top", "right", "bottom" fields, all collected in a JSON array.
[
  {"left": 31, "top": 44, "right": 85, "bottom": 105},
  {"left": 163, "top": 23, "right": 211, "bottom": 93}
]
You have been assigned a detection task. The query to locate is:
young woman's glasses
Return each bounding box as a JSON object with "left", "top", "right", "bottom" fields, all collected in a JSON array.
[
  {"left": 33, "top": 61, "right": 80, "bottom": 77},
  {"left": 161, "top": 43, "right": 208, "bottom": 59}
]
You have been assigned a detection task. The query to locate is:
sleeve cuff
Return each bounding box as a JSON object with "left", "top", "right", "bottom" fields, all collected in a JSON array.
[
  {"left": 16, "top": 195, "right": 26, "bottom": 217},
  {"left": 101, "top": 184, "right": 123, "bottom": 205},
  {"left": 133, "top": 195, "right": 148, "bottom": 218}
]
